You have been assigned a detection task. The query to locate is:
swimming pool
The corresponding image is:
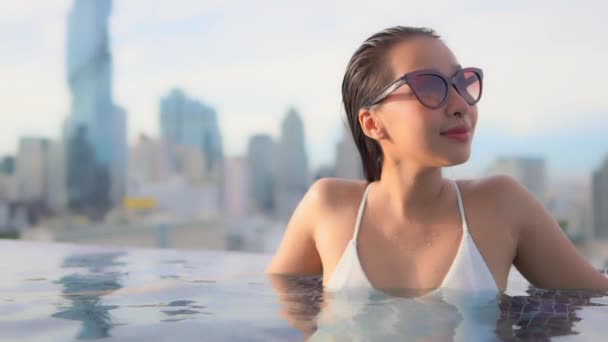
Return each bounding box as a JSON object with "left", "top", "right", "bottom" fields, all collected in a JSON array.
[{"left": 1, "top": 240, "right": 607, "bottom": 341}]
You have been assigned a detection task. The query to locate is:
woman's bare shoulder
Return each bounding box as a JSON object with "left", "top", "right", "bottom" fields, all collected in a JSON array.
[
  {"left": 309, "top": 177, "right": 369, "bottom": 210},
  {"left": 456, "top": 174, "right": 523, "bottom": 203},
  {"left": 455, "top": 175, "right": 527, "bottom": 227},
  {"left": 281, "top": 177, "right": 368, "bottom": 236},
  {"left": 265, "top": 178, "right": 368, "bottom": 275}
]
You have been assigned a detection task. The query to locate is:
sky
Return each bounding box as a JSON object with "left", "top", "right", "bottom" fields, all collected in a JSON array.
[{"left": 1, "top": 0, "right": 607, "bottom": 181}]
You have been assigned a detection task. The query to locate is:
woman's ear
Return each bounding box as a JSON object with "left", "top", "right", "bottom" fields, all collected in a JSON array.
[{"left": 359, "top": 108, "right": 387, "bottom": 140}]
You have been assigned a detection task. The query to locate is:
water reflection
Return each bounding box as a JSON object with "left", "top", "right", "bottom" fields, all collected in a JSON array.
[
  {"left": 52, "top": 252, "right": 125, "bottom": 339},
  {"left": 496, "top": 286, "right": 608, "bottom": 340},
  {"left": 160, "top": 300, "right": 211, "bottom": 322},
  {"left": 269, "top": 275, "right": 608, "bottom": 341},
  {"left": 268, "top": 275, "right": 325, "bottom": 340}
]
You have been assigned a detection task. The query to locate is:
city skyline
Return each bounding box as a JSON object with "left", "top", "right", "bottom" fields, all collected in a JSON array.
[
  {"left": 3, "top": 0, "right": 608, "bottom": 279},
  {"left": 1, "top": 1, "right": 608, "bottom": 178}
]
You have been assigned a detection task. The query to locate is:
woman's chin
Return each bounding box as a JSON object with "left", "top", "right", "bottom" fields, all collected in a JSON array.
[{"left": 442, "top": 152, "right": 471, "bottom": 167}]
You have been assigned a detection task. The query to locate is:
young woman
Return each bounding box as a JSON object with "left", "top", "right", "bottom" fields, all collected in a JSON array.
[{"left": 266, "top": 26, "right": 608, "bottom": 297}]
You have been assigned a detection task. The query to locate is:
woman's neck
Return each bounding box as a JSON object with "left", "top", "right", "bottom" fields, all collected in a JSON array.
[{"left": 375, "top": 159, "right": 447, "bottom": 223}]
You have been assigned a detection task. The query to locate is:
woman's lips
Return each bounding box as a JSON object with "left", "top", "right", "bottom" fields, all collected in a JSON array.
[{"left": 441, "top": 131, "right": 471, "bottom": 142}]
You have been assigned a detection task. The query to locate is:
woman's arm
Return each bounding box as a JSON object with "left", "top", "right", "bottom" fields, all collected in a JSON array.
[
  {"left": 497, "top": 175, "right": 608, "bottom": 289},
  {"left": 265, "top": 179, "right": 328, "bottom": 275},
  {"left": 268, "top": 274, "right": 323, "bottom": 339}
]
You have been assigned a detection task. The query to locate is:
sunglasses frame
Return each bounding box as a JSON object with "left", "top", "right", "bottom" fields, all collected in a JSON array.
[{"left": 366, "top": 67, "right": 484, "bottom": 109}]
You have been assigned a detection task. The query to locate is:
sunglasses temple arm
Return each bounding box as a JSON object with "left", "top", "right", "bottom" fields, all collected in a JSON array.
[{"left": 368, "top": 79, "right": 407, "bottom": 107}]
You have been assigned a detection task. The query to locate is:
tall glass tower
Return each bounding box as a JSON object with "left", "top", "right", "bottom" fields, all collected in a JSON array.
[{"left": 64, "top": 0, "right": 126, "bottom": 217}]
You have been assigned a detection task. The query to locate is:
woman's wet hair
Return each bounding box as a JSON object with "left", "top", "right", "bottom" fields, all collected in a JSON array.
[{"left": 341, "top": 26, "right": 440, "bottom": 181}]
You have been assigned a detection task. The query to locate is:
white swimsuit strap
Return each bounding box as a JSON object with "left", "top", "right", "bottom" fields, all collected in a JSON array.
[
  {"left": 452, "top": 180, "right": 470, "bottom": 236},
  {"left": 353, "top": 182, "right": 373, "bottom": 241}
]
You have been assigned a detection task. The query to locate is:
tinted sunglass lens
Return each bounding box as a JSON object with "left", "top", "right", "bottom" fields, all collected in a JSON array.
[
  {"left": 457, "top": 70, "right": 482, "bottom": 105},
  {"left": 411, "top": 74, "right": 448, "bottom": 108}
]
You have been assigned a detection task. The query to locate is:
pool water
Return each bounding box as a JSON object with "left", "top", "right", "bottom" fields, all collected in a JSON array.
[{"left": 1, "top": 240, "right": 608, "bottom": 341}]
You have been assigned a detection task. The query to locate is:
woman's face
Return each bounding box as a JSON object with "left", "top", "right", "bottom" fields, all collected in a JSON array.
[{"left": 373, "top": 36, "right": 478, "bottom": 169}]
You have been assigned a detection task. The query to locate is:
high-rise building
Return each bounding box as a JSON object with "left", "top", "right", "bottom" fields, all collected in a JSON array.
[
  {"left": 592, "top": 156, "right": 608, "bottom": 239},
  {"left": 12, "top": 138, "right": 68, "bottom": 217},
  {"left": 0, "top": 157, "right": 15, "bottom": 175},
  {"left": 46, "top": 140, "right": 67, "bottom": 213},
  {"left": 223, "top": 157, "right": 249, "bottom": 219},
  {"left": 0, "top": 167, "right": 20, "bottom": 230},
  {"left": 16, "top": 137, "right": 50, "bottom": 203},
  {"left": 0, "top": 155, "right": 18, "bottom": 229},
  {"left": 127, "top": 134, "right": 221, "bottom": 221},
  {"left": 546, "top": 179, "right": 591, "bottom": 241},
  {"left": 14, "top": 138, "right": 67, "bottom": 214},
  {"left": 486, "top": 157, "right": 547, "bottom": 204},
  {"left": 0, "top": 156, "right": 18, "bottom": 205},
  {"left": 128, "top": 134, "right": 170, "bottom": 186},
  {"left": 64, "top": 0, "right": 127, "bottom": 216},
  {"left": 335, "top": 128, "right": 364, "bottom": 180},
  {"left": 275, "top": 108, "right": 310, "bottom": 219},
  {"left": 247, "top": 134, "right": 277, "bottom": 215},
  {"left": 0, "top": 174, "right": 18, "bottom": 202},
  {"left": 110, "top": 105, "right": 127, "bottom": 207},
  {"left": 173, "top": 145, "right": 207, "bottom": 184},
  {"left": 160, "top": 88, "right": 223, "bottom": 178}
]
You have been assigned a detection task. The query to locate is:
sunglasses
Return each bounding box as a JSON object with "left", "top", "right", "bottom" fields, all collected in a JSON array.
[{"left": 366, "top": 67, "right": 483, "bottom": 109}]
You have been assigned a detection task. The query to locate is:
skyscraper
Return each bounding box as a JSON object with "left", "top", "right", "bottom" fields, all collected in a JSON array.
[
  {"left": 128, "top": 134, "right": 170, "bottom": 185},
  {"left": 223, "top": 157, "right": 249, "bottom": 219},
  {"left": 247, "top": 134, "right": 276, "bottom": 215},
  {"left": 275, "top": 108, "right": 310, "bottom": 220},
  {"left": 64, "top": 0, "right": 126, "bottom": 216},
  {"left": 592, "top": 156, "right": 608, "bottom": 239},
  {"left": 160, "top": 88, "right": 223, "bottom": 178},
  {"left": 110, "top": 106, "right": 127, "bottom": 208},
  {"left": 335, "top": 127, "right": 364, "bottom": 180},
  {"left": 0, "top": 157, "right": 15, "bottom": 175},
  {"left": 0, "top": 156, "right": 17, "bottom": 202},
  {"left": 16, "top": 137, "right": 50, "bottom": 203},
  {"left": 47, "top": 140, "right": 67, "bottom": 214},
  {"left": 546, "top": 179, "right": 591, "bottom": 241},
  {"left": 14, "top": 137, "right": 61, "bottom": 225}
]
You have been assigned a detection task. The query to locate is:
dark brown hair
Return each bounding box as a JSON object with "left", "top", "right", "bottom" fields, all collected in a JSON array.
[{"left": 341, "top": 26, "right": 440, "bottom": 181}]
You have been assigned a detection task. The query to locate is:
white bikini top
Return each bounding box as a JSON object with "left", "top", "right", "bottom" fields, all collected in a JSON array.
[{"left": 326, "top": 180, "right": 499, "bottom": 298}]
